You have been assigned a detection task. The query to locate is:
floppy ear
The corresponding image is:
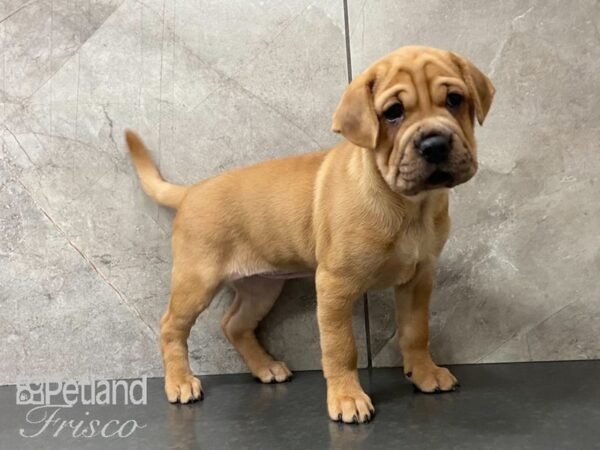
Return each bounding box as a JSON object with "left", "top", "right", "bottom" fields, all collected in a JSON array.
[
  {"left": 331, "top": 73, "right": 379, "bottom": 149},
  {"left": 451, "top": 52, "right": 496, "bottom": 125}
]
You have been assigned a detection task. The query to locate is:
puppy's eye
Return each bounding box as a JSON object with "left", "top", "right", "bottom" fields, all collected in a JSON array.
[
  {"left": 382, "top": 103, "right": 404, "bottom": 123},
  {"left": 446, "top": 92, "right": 464, "bottom": 109}
]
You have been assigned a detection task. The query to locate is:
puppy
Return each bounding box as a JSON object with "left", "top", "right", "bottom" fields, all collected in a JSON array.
[{"left": 126, "top": 45, "right": 494, "bottom": 424}]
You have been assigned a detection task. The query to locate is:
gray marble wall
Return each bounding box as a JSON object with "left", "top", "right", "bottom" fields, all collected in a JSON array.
[{"left": 1, "top": 0, "right": 598, "bottom": 384}]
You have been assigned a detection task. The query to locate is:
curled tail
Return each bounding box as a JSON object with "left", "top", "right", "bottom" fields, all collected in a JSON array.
[{"left": 125, "top": 130, "right": 189, "bottom": 209}]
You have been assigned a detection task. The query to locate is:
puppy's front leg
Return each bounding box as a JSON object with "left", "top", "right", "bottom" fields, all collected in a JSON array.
[
  {"left": 395, "top": 267, "right": 458, "bottom": 392},
  {"left": 316, "top": 271, "right": 374, "bottom": 423}
]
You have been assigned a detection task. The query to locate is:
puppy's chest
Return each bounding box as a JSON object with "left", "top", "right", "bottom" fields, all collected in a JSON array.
[{"left": 375, "top": 224, "right": 435, "bottom": 288}]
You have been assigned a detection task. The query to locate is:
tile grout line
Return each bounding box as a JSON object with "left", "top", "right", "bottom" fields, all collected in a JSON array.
[
  {"left": 362, "top": 296, "right": 373, "bottom": 369},
  {"left": 342, "top": 0, "right": 373, "bottom": 369},
  {"left": 342, "top": 0, "right": 353, "bottom": 84}
]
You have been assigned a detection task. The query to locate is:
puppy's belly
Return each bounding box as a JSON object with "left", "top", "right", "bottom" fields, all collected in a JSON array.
[
  {"left": 228, "top": 271, "right": 314, "bottom": 282},
  {"left": 256, "top": 271, "right": 314, "bottom": 280}
]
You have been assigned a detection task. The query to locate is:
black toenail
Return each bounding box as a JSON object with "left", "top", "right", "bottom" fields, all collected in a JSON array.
[
  {"left": 199, "top": 391, "right": 204, "bottom": 400},
  {"left": 363, "top": 415, "right": 370, "bottom": 423},
  {"left": 338, "top": 413, "right": 342, "bottom": 421},
  {"left": 352, "top": 415, "right": 358, "bottom": 423},
  {"left": 405, "top": 371, "right": 412, "bottom": 378}
]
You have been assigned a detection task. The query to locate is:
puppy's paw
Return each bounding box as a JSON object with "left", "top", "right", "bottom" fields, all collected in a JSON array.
[
  {"left": 328, "top": 388, "right": 374, "bottom": 424},
  {"left": 165, "top": 374, "right": 203, "bottom": 404},
  {"left": 406, "top": 362, "right": 458, "bottom": 393},
  {"left": 253, "top": 361, "right": 293, "bottom": 383}
]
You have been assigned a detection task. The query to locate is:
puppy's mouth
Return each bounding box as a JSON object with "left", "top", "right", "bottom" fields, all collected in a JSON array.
[
  {"left": 426, "top": 169, "right": 454, "bottom": 187},
  {"left": 390, "top": 128, "right": 476, "bottom": 195}
]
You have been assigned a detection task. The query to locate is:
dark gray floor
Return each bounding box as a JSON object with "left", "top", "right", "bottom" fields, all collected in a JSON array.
[{"left": 1, "top": 361, "right": 599, "bottom": 449}]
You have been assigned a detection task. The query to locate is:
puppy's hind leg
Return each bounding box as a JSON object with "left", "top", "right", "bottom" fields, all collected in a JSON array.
[
  {"left": 221, "top": 277, "right": 292, "bottom": 383},
  {"left": 160, "top": 264, "right": 220, "bottom": 404}
]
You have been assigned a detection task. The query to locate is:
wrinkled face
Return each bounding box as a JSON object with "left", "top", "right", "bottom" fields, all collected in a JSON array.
[
  {"left": 332, "top": 46, "right": 495, "bottom": 196},
  {"left": 374, "top": 58, "right": 479, "bottom": 195}
]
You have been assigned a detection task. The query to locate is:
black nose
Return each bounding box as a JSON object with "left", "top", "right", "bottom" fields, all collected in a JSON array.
[{"left": 417, "top": 133, "right": 451, "bottom": 164}]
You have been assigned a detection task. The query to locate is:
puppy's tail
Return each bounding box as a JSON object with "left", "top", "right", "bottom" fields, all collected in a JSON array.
[{"left": 125, "top": 130, "right": 188, "bottom": 209}]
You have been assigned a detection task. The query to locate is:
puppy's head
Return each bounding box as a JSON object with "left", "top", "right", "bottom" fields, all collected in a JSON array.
[{"left": 332, "top": 46, "right": 495, "bottom": 196}]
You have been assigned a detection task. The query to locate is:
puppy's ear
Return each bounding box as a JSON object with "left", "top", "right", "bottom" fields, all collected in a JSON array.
[
  {"left": 331, "top": 73, "right": 379, "bottom": 149},
  {"left": 451, "top": 52, "right": 495, "bottom": 125}
]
